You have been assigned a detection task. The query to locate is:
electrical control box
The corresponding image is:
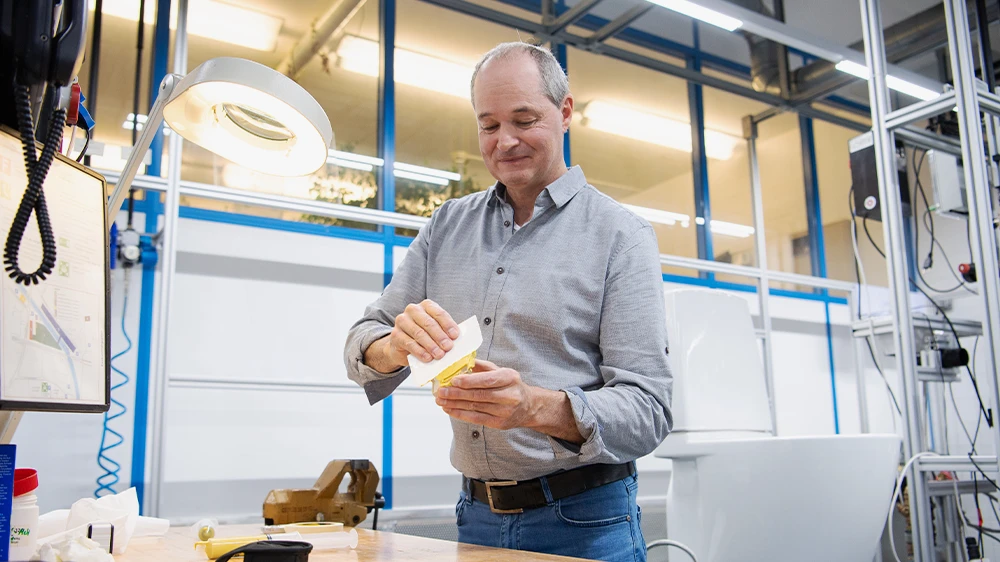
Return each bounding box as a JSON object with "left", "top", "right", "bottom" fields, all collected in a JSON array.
[
  {"left": 849, "top": 131, "right": 911, "bottom": 222},
  {"left": 926, "top": 150, "right": 969, "bottom": 219}
]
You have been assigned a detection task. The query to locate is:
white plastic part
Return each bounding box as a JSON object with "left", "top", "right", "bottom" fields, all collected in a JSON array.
[
  {"left": 299, "top": 529, "right": 359, "bottom": 550},
  {"left": 408, "top": 316, "right": 483, "bottom": 386}
]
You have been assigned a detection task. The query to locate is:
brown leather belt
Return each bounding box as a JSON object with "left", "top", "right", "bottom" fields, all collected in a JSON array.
[{"left": 463, "top": 462, "right": 636, "bottom": 514}]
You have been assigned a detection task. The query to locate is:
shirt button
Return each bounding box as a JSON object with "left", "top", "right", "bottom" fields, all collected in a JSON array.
[
  {"left": 472, "top": 431, "right": 480, "bottom": 439},
  {"left": 484, "top": 317, "right": 492, "bottom": 325},
  {"left": 504, "top": 220, "right": 511, "bottom": 227},
  {"left": 496, "top": 267, "right": 504, "bottom": 275}
]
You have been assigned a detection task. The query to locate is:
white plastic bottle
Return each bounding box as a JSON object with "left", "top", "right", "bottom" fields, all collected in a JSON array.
[{"left": 8, "top": 468, "right": 38, "bottom": 561}]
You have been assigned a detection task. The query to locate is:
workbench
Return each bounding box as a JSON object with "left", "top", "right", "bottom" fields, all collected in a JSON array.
[{"left": 114, "top": 524, "right": 586, "bottom": 561}]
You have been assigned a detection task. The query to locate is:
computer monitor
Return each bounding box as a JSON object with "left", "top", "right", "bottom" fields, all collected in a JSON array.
[{"left": 0, "top": 126, "right": 110, "bottom": 432}]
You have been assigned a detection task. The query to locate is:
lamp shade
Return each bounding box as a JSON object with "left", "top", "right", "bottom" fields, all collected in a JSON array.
[{"left": 162, "top": 57, "right": 333, "bottom": 177}]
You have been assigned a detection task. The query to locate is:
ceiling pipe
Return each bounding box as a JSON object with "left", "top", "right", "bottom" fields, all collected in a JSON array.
[
  {"left": 728, "top": 0, "right": 783, "bottom": 96},
  {"left": 276, "top": 0, "right": 368, "bottom": 79}
]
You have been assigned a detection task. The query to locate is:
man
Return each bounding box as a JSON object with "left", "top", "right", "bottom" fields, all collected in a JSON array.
[{"left": 344, "top": 42, "right": 672, "bottom": 562}]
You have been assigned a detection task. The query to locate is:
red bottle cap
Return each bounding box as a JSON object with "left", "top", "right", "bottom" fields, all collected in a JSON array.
[
  {"left": 13, "top": 468, "right": 37, "bottom": 497},
  {"left": 959, "top": 263, "right": 971, "bottom": 274}
]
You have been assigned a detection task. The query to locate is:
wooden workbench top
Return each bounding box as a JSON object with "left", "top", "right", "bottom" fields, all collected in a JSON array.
[{"left": 115, "top": 524, "right": 587, "bottom": 561}]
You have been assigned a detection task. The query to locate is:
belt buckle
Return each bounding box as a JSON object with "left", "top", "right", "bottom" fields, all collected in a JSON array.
[{"left": 485, "top": 481, "right": 523, "bottom": 514}]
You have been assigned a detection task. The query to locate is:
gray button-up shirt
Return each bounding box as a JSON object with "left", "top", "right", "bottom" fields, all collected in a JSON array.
[{"left": 344, "top": 166, "right": 673, "bottom": 481}]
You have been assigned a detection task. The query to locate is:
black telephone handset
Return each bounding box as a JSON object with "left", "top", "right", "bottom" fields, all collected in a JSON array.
[
  {"left": 1, "top": 0, "right": 88, "bottom": 285},
  {"left": 9, "top": 0, "right": 87, "bottom": 87}
]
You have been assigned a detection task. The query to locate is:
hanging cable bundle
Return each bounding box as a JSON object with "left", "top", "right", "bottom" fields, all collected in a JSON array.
[{"left": 3, "top": 84, "right": 63, "bottom": 285}]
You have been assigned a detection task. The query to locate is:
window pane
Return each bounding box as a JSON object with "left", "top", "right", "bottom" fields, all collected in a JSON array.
[
  {"left": 394, "top": 0, "right": 508, "bottom": 219},
  {"left": 757, "top": 113, "right": 808, "bottom": 282},
  {"left": 702, "top": 86, "right": 764, "bottom": 280},
  {"left": 568, "top": 48, "right": 696, "bottom": 265},
  {"left": 178, "top": 0, "right": 381, "bottom": 225}
]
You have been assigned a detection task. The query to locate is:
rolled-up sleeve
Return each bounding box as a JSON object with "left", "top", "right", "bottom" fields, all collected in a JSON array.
[
  {"left": 549, "top": 225, "right": 673, "bottom": 462},
  {"left": 343, "top": 207, "right": 440, "bottom": 405}
]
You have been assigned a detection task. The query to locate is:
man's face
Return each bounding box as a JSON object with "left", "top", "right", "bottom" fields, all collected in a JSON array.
[{"left": 473, "top": 54, "right": 573, "bottom": 192}]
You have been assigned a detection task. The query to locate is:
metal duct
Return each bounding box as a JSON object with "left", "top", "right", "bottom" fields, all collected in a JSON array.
[
  {"left": 729, "top": 0, "right": 783, "bottom": 95},
  {"left": 792, "top": 1, "right": 999, "bottom": 104},
  {"left": 276, "top": 0, "right": 368, "bottom": 79}
]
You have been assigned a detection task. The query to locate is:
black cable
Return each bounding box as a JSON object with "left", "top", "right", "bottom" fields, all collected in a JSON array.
[
  {"left": 975, "top": 472, "right": 984, "bottom": 552},
  {"left": 4, "top": 85, "right": 62, "bottom": 285},
  {"left": 84, "top": 0, "right": 103, "bottom": 168},
  {"left": 75, "top": 129, "right": 91, "bottom": 163},
  {"left": 976, "top": 0, "right": 997, "bottom": 94},
  {"left": 912, "top": 149, "right": 933, "bottom": 267},
  {"left": 923, "top": 211, "right": 977, "bottom": 294},
  {"left": 862, "top": 217, "right": 885, "bottom": 258},
  {"left": 861, "top": 217, "right": 993, "bottom": 429},
  {"left": 911, "top": 148, "right": 973, "bottom": 294},
  {"left": 127, "top": 0, "right": 146, "bottom": 230},
  {"left": 864, "top": 338, "right": 902, "bottom": 415}
]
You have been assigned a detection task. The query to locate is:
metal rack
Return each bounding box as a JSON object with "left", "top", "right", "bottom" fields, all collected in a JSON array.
[{"left": 859, "top": 0, "right": 1000, "bottom": 559}]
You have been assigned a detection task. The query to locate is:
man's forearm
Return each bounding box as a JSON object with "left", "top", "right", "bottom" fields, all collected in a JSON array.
[
  {"left": 528, "top": 388, "right": 585, "bottom": 444},
  {"left": 363, "top": 336, "right": 405, "bottom": 374}
]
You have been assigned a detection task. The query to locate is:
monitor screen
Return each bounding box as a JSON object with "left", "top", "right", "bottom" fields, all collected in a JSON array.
[{"left": 0, "top": 126, "right": 109, "bottom": 412}]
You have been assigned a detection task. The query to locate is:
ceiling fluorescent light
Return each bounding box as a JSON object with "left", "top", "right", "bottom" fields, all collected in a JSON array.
[
  {"left": 328, "top": 150, "right": 384, "bottom": 167},
  {"left": 327, "top": 157, "right": 374, "bottom": 172},
  {"left": 694, "top": 217, "right": 755, "bottom": 238},
  {"left": 326, "top": 150, "right": 460, "bottom": 182},
  {"left": 645, "top": 0, "right": 743, "bottom": 32},
  {"left": 885, "top": 76, "right": 939, "bottom": 102},
  {"left": 336, "top": 35, "right": 473, "bottom": 100},
  {"left": 394, "top": 162, "right": 461, "bottom": 182},
  {"left": 834, "top": 60, "right": 869, "bottom": 80},
  {"left": 623, "top": 204, "right": 691, "bottom": 227},
  {"left": 582, "top": 101, "right": 739, "bottom": 160},
  {"left": 122, "top": 113, "right": 171, "bottom": 135},
  {"left": 394, "top": 169, "right": 450, "bottom": 186},
  {"left": 835, "top": 60, "right": 939, "bottom": 101},
  {"left": 94, "top": 0, "right": 282, "bottom": 51}
]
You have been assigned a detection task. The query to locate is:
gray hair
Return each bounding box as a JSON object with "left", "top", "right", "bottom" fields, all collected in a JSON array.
[{"left": 470, "top": 42, "right": 570, "bottom": 108}]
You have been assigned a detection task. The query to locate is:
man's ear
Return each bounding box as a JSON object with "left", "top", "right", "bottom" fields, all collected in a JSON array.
[{"left": 561, "top": 93, "right": 574, "bottom": 133}]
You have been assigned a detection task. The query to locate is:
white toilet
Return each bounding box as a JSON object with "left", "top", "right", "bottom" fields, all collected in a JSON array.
[{"left": 655, "top": 289, "right": 902, "bottom": 562}]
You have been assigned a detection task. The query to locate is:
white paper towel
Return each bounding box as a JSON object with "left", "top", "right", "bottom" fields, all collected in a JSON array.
[{"left": 35, "top": 488, "right": 168, "bottom": 555}]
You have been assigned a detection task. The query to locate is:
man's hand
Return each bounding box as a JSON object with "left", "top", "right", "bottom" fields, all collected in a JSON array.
[
  {"left": 364, "top": 300, "right": 460, "bottom": 374},
  {"left": 435, "top": 360, "right": 585, "bottom": 444}
]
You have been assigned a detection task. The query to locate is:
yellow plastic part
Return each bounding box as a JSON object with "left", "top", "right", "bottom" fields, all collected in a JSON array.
[
  {"left": 284, "top": 521, "right": 344, "bottom": 534},
  {"left": 430, "top": 351, "right": 476, "bottom": 393},
  {"left": 195, "top": 534, "right": 271, "bottom": 559}
]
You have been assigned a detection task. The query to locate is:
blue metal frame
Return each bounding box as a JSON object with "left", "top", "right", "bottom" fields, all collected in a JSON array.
[
  {"left": 800, "top": 116, "right": 826, "bottom": 280},
  {"left": 129, "top": 193, "right": 161, "bottom": 513},
  {"left": 688, "top": 23, "right": 713, "bottom": 276},
  {"left": 130, "top": 0, "right": 171, "bottom": 513},
  {"left": 146, "top": 0, "right": 171, "bottom": 177},
  {"left": 377, "top": 0, "right": 397, "bottom": 510}
]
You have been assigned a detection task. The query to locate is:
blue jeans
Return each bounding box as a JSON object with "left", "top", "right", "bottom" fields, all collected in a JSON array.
[{"left": 456, "top": 474, "right": 646, "bottom": 561}]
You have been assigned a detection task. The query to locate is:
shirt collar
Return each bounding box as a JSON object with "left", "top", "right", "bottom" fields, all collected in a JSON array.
[{"left": 487, "top": 166, "right": 587, "bottom": 209}]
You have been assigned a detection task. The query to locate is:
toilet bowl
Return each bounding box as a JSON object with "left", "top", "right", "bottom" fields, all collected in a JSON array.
[{"left": 654, "top": 289, "right": 900, "bottom": 562}]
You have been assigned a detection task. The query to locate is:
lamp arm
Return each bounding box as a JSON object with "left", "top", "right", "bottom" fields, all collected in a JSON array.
[{"left": 106, "top": 73, "right": 181, "bottom": 218}]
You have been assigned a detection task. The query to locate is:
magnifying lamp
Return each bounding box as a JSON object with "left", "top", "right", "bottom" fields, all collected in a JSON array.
[{"left": 107, "top": 57, "right": 334, "bottom": 217}]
